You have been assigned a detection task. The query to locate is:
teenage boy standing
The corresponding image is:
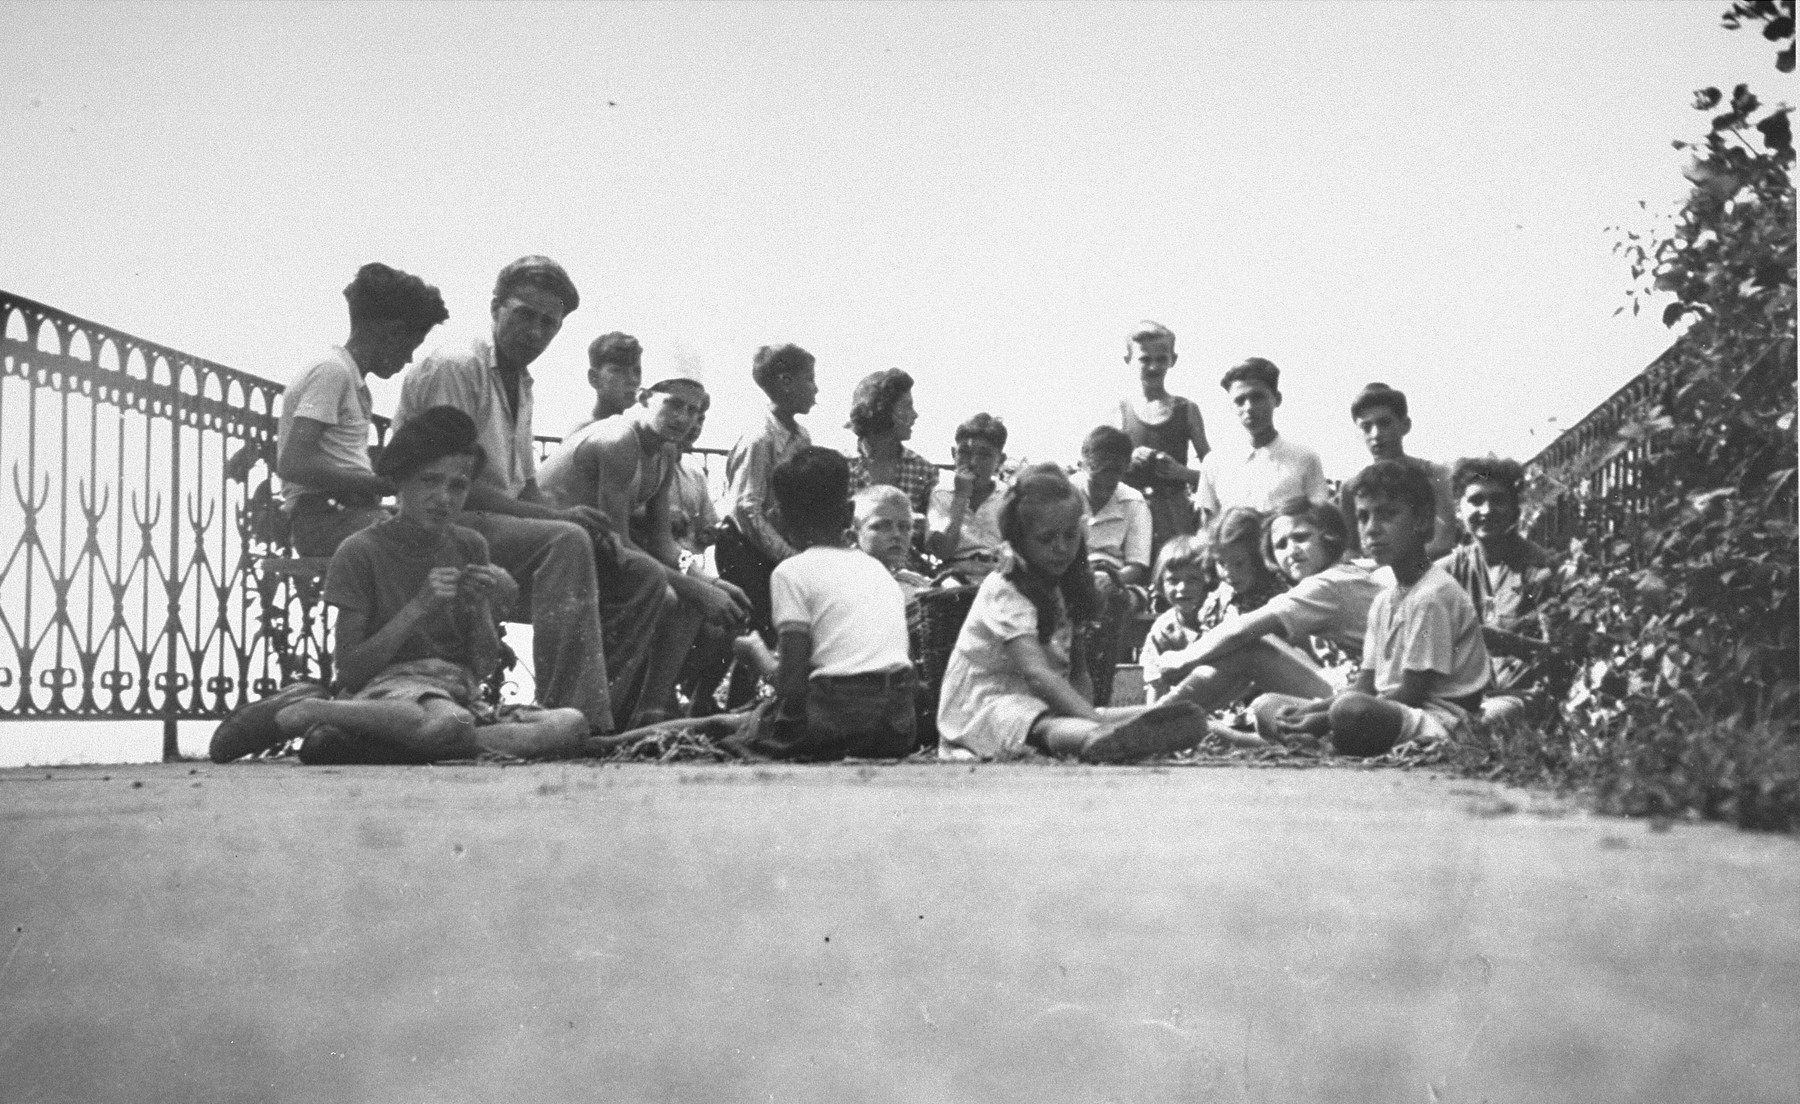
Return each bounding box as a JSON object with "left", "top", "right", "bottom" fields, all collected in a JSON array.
[
  {"left": 1338, "top": 383, "right": 1456, "bottom": 556},
  {"left": 1194, "top": 357, "right": 1328, "bottom": 527}
]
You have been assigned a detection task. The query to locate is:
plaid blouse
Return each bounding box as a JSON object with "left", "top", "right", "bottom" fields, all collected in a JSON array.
[{"left": 848, "top": 447, "right": 940, "bottom": 518}]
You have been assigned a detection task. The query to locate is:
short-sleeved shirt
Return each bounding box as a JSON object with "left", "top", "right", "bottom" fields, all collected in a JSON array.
[
  {"left": 1361, "top": 563, "right": 1490, "bottom": 702},
  {"left": 770, "top": 546, "right": 910, "bottom": 678},
  {"left": 277, "top": 347, "right": 373, "bottom": 508},
  {"left": 848, "top": 447, "right": 939, "bottom": 520},
  {"left": 928, "top": 482, "right": 1009, "bottom": 564},
  {"left": 1340, "top": 455, "right": 1457, "bottom": 555},
  {"left": 397, "top": 337, "right": 537, "bottom": 499},
  {"left": 1260, "top": 560, "right": 1380, "bottom": 658},
  {"left": 323, "top": 519, "right": 492, "bottom": 674},
  {"left": 1195, "top": 434, "right": 1328, "bottom": 518},
  {"left": 1082, "top": 482, "right": 1152, "bottom": 570},
  {"left": 722, "top": 409, "right": 812, "bottom": 561},
  {"left": 539, "top": 414, "right": 676, "bottom": 517}
]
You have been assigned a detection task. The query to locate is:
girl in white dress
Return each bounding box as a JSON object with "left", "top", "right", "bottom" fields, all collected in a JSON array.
[{"left": 935, "top": 464, "right": 1202, "bottom": 762}]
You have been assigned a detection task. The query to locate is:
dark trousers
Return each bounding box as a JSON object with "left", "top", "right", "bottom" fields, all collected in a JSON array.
[{"left": 742, "top": 668, "right": 918, "bottom": 761}]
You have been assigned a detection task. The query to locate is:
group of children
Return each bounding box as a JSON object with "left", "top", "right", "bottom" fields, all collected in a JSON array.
[{"left": 214, "top": 263, "right": 1552, "bottom": 768}]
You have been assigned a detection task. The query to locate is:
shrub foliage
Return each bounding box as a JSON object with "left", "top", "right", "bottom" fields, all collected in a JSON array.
[{"left": 1481, "top": 2, "right": 1798, "bottom": 830}]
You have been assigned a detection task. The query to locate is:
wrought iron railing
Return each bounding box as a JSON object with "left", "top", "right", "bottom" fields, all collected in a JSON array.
[
  {"left": 1523, "top": 336, "right": 1792, "bottom": 551},
  {"left": 0, "top": 291, "right": 296, "bottom": 756}
]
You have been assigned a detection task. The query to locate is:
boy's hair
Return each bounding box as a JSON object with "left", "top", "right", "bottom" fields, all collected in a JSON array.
[
  {"left": 851, "top": 484, "right": 912, "bottom": 526},
  {"left": 847, "top": 368, "right": 915, "bottom": 438},
  {"left": 1152, "top": 532, "right": 1210, "bottom": 591},
  {"left": 1219, "top": 357, "right": 1281, "bottom": 395},
  {"left": 771, "top": 446, "right": 850, "bottom": 538},
  {"left": 378, "top": 405, "right": 487, "bottom": 483},
  {"left": 1125, "top": 320, "right": 1176, "bottom": 357},
  {"left": 751, "top": 343, "right": 816, "bottom": 395},
  {"left": 954, "top": 412, "right": 1008, "bottom": 451},
  {"left": 998, "top": 463, "right": 1098, "bottom": 643},
  {"left": 1081, "top": 425, "right": 1133, "bottom": 466},
  {"left": 1262, "top": 497, "right": 1349, "bottom": 570},
  {"left": 1347, "top": 459, "right": 1437, "bottom": 522},
  {"left": 1350, "top": 382, "right": 1408, "bottom": 421},
  {"left": 588, "top": 331, "right": 642, "bottom": 370},
  {"left": 492, "top": 255, "right": 579, "bottom": 315},
  {"left": 1450, "top": 455, "right": 1526, "bottom": 504},
  {"left": 343, "top": 263, "right": 449, "bottom": 333}
]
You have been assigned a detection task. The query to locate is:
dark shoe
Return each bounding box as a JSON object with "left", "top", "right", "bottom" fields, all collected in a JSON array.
[
  {"left": 1080, "top": 701, "right": 1206, "bottom": 764},
  {"left": 296, "top": 723, "right": 429, "bottom": 765},
  {"left": 209, "top": 682, "right": 327, "bottom": 763}
]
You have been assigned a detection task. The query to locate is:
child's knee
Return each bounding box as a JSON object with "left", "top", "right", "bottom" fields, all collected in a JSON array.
[{"left": 418, "top": 708, "right": 478, "bottom": 753}]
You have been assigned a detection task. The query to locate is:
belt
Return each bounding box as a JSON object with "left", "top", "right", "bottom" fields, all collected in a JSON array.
[{"left": 815, "top": 667, "right": 915, "bottom": 691}]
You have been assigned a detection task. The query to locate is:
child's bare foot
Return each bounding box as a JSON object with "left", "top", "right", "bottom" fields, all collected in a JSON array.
[{"left": 1080, "top": 700, "right": 1205, "bottom": 763}]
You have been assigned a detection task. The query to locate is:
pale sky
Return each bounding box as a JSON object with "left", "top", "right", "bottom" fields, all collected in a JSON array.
[{"left": 2, "top": 0, "right": 1777, "bottom": 481}]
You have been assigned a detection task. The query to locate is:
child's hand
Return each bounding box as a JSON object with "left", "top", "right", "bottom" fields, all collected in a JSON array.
[
  {"left": 952, "top": 466, "right": 977, "bottom": 499},
  {"left": 1273, "top": 702, "right": 1331, "bottom": 739},
  {"left": 458, "top": 565, "right": 506, "bottom": 603},
  {"left": 417, "top": 566, "right": 462, "bottom": 607}
]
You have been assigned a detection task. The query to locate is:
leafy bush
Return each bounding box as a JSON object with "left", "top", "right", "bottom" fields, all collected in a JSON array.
[{"left": 1473, "top": 2, "right": 1798, "bottom": 831}]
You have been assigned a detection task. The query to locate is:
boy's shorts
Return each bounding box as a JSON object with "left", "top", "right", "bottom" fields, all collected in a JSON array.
[
  {"left": 354, "top": 658, "right": 545, "bottom": 726},
  {"left": 742, "top": 667, "right": 918, "bottom": 760},
  {"left": 357, "top": 658, "right": 481, "bottom": 708}
]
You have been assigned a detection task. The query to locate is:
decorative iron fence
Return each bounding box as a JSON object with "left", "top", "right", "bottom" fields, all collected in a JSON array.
[
  {"left": 1523, "top": 337, "right": 1791, "bottom": 552},
  {"left": 0, "top": 291, "right": 295, "bottom": 756}
]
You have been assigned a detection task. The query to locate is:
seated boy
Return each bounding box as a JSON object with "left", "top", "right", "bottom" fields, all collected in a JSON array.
[
  {"left": 853, "top": 485, "right": 932, "bottom": 599},
  {"left": 736, "top": 448, "right": 917, "bottom": 760},
  {"left": 926, "top": 412, "right": 1010, "bottom": 579},
  {"left": 1439, "top": 456, "right": 1560, "bottom": 726},
  {"left": 1077, "top": 426, "right": 1153, "bottom": 706},
  {"left": 1337, "top": 383, "right": 1456, "bottom": 557},
  {"left": 1253, "top": 460, "right": 1491, "bottom": 757},
  {"left": 274, "top": 406, "right": 593, "bottom": 763}
]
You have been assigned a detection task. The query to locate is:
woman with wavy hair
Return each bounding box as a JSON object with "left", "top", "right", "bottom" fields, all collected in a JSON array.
[{"left": 847, "top": 368, "right": 938, "bottom": 521}]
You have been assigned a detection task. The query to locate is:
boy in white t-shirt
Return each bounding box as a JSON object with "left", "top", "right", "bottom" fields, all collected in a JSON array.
[
  {"left": 738, "top": 447, "right": 918, "bottom": 759},
  {"left": 1259, "top": 461, "right": 1490, "bottom": 756}
]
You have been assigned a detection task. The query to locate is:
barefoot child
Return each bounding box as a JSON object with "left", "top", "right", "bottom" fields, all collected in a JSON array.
[
  {"left": 735, "top": 448, "right": 919, "bottom": 760},
  {"left": 1255, "top": 461, "right": 1491, "bottom": 757},
  {"left": 1157, "top": 498, "right": 1382, "bottom": 738},
  {"left": 275, "top": 406, "right": 592, "bottom": 763},
  {"left": 935, "top": 464, "right": 1203, "bottom": 762}
]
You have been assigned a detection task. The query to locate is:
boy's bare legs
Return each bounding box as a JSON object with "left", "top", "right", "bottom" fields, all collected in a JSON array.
[
  {"left": 1168, "top": 639, "right": 1335, "bottom": 712},
  {"left": 277, "top": 696, "right": 483, "bottom": 759}
]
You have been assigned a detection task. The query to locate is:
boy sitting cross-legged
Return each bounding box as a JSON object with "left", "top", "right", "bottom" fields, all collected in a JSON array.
[
  {"left": 277, "top": 406, "right": 594, "bottom": 764},
  {"left": 734, "top": 447, "right": 919, "bottom": 760},
  {"left": 1252, "top": 460, "right": 1491, "bottom": 757}
]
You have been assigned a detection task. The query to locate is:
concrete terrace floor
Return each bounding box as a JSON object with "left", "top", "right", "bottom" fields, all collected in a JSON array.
[{"left": 0, "top": 758, "right": 1795, "bottom": 1104}]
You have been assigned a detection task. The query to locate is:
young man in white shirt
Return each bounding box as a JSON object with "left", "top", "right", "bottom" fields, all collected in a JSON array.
[{"left": 1194, "top": 357, "right": 1329, "bottom": 527}]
